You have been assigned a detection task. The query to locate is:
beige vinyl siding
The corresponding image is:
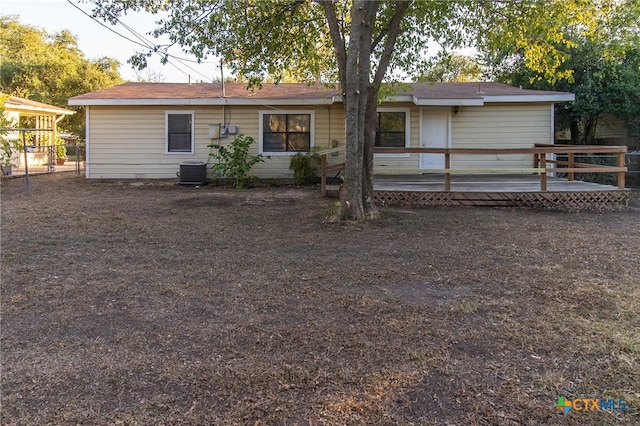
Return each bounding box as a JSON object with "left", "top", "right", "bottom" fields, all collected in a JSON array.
[
  {"left": 87, "top": 106, "right": 222, "bottom": 179},
  {"left": 220, "top": 105, "right": 345, "bottom": 178},
  {"left": 450, "top": 103, "right": 552, "bottom": 169},
  {"left": 86, "top": 101, "right": 555, "bottom": 179},
  {"left": 316, "top": 104, "right": 346, "bottom": 171},
  {"left": 86, "top": 104, "right": 346, "bottom": 179}
]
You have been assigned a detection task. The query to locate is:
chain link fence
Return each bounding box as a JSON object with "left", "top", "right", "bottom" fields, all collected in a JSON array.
[{"left": 627, "top": 152, "right": 640, "bottom": 188}]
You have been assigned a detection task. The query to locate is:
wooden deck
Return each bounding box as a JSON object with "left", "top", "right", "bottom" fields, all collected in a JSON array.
[
  {"left": 319, "top": 144, "right": 630, "bottom": 208},
  {"left": 325, "top": 175, "right": 629, "bottom": 208},
  {"left": 375, "top": 175, "right": 627, "bottom": 208},
  {"left": 372, "top": 174, "right": 618, "bottom": 192}
]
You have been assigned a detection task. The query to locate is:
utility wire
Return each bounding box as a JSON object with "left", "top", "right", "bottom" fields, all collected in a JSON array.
[
  {"left": 67, "top": 0, "right": 216, "bottom": 82},
  {"left": 83, "top": 1, "right": 217, "bottom": 83},
  {"left": 75, "top": 0, "right": 211, "bottom": 66},
  {"left": 66, "top": 0, "right": 149, "bottom": 50},
  {"left": 76, "top": 0, "right": 213, "bottom": 81}
]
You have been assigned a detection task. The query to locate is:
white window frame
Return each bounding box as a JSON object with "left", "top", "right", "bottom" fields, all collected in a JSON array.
[
  {"left": 259, "top": 110, "right": 315, "bottom": 156},
  {"left": 374, "top": 107, "right": 411, "bottom": 158},
  {"left": 165, "top": 110, "right": 195, "bottom": 155}
]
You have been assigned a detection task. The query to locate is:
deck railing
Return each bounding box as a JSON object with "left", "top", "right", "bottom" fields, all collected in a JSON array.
[
  {"left": 319, "top": 144, "right": 628, "bottom": 195},
  {"left": 534, "top": 144, "right": 627, "bottom": 190},
  {"left": 316, "top": 146, "right": 345, "bottom": 196}
]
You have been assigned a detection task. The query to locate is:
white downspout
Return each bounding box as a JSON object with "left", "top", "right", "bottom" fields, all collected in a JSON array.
[
  {"left": 85, "top": 107, "right": 90, "bottom": 178},
  {"left": 550, "top": 104, "right": 555, "bottom": 176}
]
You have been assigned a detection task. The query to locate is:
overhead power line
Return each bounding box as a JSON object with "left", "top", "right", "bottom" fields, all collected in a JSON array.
[{"left": 66, "top": 0, "right": 216, "bottom": 82}]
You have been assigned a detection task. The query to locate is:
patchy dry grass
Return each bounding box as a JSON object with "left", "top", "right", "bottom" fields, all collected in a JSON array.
[{"left": 1, "top": 174, "right": 639, "bottom": 425}]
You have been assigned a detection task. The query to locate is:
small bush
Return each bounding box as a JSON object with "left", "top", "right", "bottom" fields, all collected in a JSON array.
[
  {"left": 208, "top": 135, "right": 265, "bottom": 188},
  {"left": 289, "top": 149, "right": 320, "bottom": 185},
  {"left": 56, "top": 142, "right": 67, "bottom": 159}
]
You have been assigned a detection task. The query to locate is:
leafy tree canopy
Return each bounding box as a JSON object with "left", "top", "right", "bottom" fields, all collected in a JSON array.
[
  {"left": 483, "top": 0, "right": 640, "bottom": 144},
  {"left": 417, "top": 51, "right": 484, "bottom": 83},
  {"left": 90, "top": 0, "right": 607, "bottom": 87},
  {"left": 0, "top": 16, "right": 124, "bottom": 135}
]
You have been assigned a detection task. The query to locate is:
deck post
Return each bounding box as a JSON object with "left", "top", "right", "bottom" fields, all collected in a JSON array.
[
  {"left": 540, "top": 154, "right": 547, "bottom": 191},
  {"left": 444, "top": 152, "right": 451, "bottom": 192},
  {"left": 568, "top": 153, "right": 574, "bottom": 181},
  {"left": 618, "top": 152, "right": 626, "bottom": 189},
  {"left": 320, "top": 153, "right": 327, "bottom": 197}
]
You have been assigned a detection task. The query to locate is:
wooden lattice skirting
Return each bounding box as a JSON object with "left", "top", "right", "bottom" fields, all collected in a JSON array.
[{"left": 374, "top": 191, "right": 629, "bottom": 209}]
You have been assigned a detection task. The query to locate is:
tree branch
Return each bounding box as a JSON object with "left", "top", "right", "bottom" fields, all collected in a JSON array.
[
  {"left": 318, "top": 0, "right": 347, "bottom": 92},
  {"left": 372, "top": 0, "right": 410, "bottom": 88},
  {"left": 371, "top": 32, "right": 385, "bottom": 51}
]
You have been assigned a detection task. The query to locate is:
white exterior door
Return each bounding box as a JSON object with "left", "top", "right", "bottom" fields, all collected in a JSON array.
[{"left": 420, "top": 108, "right": 450, "bottom": 170}]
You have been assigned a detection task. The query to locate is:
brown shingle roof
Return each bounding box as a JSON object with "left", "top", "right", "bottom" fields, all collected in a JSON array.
[
  {"left": 69, "top": 82, "right": 338, "bottom": 101},
  {"left": 68, "top": 82, "right": 573, "bottom": 105},
  {"left": 406, "top": 82, "right": 566, "bottom": 98}
]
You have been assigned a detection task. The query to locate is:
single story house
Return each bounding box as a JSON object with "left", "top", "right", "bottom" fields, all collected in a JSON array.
[
  {"left": 2, "top": 95, "right": 75, "bottom": 131},
  {"left": 1, "top": 95, "right": 75, "bottom": 167},
  {"left": 68, "top": 82, "right": 574, "bottom": 180}
]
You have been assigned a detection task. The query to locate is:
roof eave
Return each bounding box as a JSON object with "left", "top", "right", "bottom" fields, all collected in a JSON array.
[
  {"left": 482, "top": 94, "right": 575, "bottom": 103},
  {"left": 6, "top": 103, "right": 75, "bottom": 115},
  {"left": 67, "top": 93, "right": 575, "bottom": 107},
  {"left": 68, "top": 97, "right": 338, "bottom": 106},
  {"left": 414, "top": 98, "right": 485, "bottom": 106},
  {"left": 378, "top": 95, "right": 415, "bottom": 103}
]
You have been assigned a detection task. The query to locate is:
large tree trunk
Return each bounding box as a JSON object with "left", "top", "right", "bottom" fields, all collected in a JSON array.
[
  {"left": 334, "top": 1, "right": 378, "bottom": 221},
  {"left": 570, "top": 120, "right": 580, "bottom": 144},
  {"left": 321, "top": 0, "right": 407, "bottom": 221},
  {"left": 582, "top": 116, "right": 598, "bottom": 145},
  {"left": 340, "top": 90, "right": 366, "bottom": 220},
  {"left": 361, "top": 90, "right": 378, "bottom": 218}
]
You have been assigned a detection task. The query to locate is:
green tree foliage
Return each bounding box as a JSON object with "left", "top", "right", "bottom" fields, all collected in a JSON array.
[
  {"left": 90, "top": 0, "right": 604, "bottom": 220},
  {"left": 208, "top": 135, "right": 265, "bottom": 188},
  {"left": 0, "top": 16, "right": 123, "bottom": 136},
  {"left": 0, "top": 93, "right": 18, "bottom": 169},
  {"left": 483, "top": 0, "right": 640, "bottom": 145},
  {"left": 418, "top": 52, "right": 484, "bottom": 83},
  {"left": 493, "top": 41, "right": 640, "bottom": 145}
]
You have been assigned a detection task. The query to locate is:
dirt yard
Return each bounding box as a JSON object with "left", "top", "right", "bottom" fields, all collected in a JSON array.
[{"left": 1, "top": 173, "right": 638, "bottom": 425}]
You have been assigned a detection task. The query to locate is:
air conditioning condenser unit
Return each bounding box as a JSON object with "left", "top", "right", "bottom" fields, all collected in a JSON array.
[{"left": 178, "top": 161, "right": 207, "bottom": 185}]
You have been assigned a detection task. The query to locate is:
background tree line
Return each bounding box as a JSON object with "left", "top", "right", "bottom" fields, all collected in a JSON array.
[
  {"left": 482, "top": 2, "right": 640, "bottom": 145},
  {"left": 0, "top": 16, "right": 123, "bottom": 136}
]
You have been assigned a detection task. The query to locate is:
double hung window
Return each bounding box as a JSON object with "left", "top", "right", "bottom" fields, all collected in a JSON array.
[{"left": 166, "top": 111, "right": 194, "bottom": 154}]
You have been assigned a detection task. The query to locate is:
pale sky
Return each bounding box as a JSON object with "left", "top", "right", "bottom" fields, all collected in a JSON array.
[{"left": 1, "top": 0, "right": 219, "bottom": 82}]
